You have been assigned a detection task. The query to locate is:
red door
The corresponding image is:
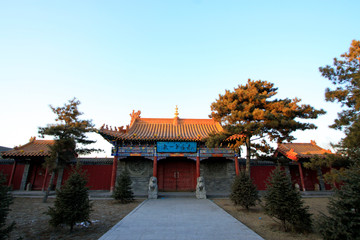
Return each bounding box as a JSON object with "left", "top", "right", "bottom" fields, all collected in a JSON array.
[
  {"left": 158, "top": 158, "right": 196, "bottom": 191},
  {"left": 28, "top": 164, "right": 46, "bottom": 190},
  {"left": 163, "top": 161, "right": 178, "bottom": 190}
]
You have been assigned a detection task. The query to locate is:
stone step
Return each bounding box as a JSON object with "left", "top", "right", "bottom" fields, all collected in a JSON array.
[{"left": 158, "top": 192, "right": 196, "bottom": 198}]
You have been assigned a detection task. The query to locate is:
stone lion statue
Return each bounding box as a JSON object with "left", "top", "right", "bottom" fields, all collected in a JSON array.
[
  {"left": 196, "top": 176, "right": 206, "bottom": 199},
  {"left": 148, "top": 176, "right": 158, "bottom": 199}
]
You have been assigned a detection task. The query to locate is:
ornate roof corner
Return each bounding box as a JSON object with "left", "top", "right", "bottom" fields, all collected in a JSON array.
[
  {"left": 29, "top": 136, "right": 36, "bottom": 142},
  {"left": 130, "top": 110, "right": 141, "bottom": 126},
  {"left": 276, "top": 141, "right": 333, "bottom": 161},
  {"left": 286, "top": 148, "right": 298, "bottom": 161}
]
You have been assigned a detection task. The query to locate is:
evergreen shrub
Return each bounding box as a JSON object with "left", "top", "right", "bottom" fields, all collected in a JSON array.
[
  {"left": 0, "top": 172, "right": 15, "bottom": 240},
  {"left": 46, "top": 165, "right": 92, "bottom": 232},
  {"left": 317, "top": 164, "right": 360, "bottom": 240},
  {"left": 113, "top": 171, "right": 134, "bottom": 204},
  {"left": 230, "top": 171, "right": 260, "bottom": 209},
  {"left": 264, "top": 167, "right": 312, "bottom": 232}
]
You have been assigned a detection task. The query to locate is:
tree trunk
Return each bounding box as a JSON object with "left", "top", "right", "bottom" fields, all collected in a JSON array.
[
  {"left": 245, "top": 136, "right": 251, "bottom": 175},
  {"left": 43, "top": 170, "right": 56, "bottom": 203},
  {"left": 317, "top": 167, "right": 326, "bottom": 191},
  {"left": 43, "top": 153, "right": 58, "bottom": 203}
]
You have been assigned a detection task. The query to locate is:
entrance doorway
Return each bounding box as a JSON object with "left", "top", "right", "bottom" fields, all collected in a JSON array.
[{"left": 158, "top": 158, "right": 196, "bottom": 191}]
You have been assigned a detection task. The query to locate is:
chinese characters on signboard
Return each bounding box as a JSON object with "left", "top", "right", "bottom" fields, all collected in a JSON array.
[{"left": 157, "top": 142, "right": 197, "bottom": 153}]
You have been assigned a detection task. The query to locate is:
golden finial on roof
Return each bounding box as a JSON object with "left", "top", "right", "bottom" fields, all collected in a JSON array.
[{"left": 175, "top": 105, "right": 179, "bottom": 118}]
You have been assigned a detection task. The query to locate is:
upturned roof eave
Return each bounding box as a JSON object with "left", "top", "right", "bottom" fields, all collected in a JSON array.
[{"left": 99, "top": 130, "right": 206, "bottom": 142}]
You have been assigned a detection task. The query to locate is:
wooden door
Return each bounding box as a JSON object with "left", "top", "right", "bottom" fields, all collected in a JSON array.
[
  {"left": 28, "top": 164, "right": 46, "bottom": 190},
  {"left": 162, "top": 161, "right": 178, "bottom": 190},
  {"left": 158, "top": 158, "right": 195, "bottom": 191}
]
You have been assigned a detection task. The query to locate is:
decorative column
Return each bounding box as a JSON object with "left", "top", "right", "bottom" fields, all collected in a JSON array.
[
  {"left": 20, "top": 162, "right": 31, "bottom": 191},
  {"left": 8, "top": 160, "right": 17, "bottom": 187},
  {"left": 234, "top": 155, "right": 240, "bottom": 176},
  {"left": 56, "top": 167, "right": 64, "bottom": 190},
  {"left": 317, "top": 167, "right": 326, "bottom": 191},
  {"left": 298, "top": 162, "right": 306, "bottom": 191},
  {"left": 153, "top": 147, "right": 158, "bottom": 178},
  {"left": 41, "top": 167, "right": 49, "bottom": 191},
  {"left": 110, "top": 156, "right": 118, "bottom": 192},
  {"left": 196, "top": 149, "right": 200, "bottom": 178}
]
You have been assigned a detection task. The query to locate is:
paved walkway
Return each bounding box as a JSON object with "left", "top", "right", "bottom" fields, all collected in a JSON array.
[{"left": 98, "top": 198, "right": 263, "bottom": 240}]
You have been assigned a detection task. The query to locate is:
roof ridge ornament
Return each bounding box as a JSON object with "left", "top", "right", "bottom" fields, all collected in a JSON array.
[
  {"left": 173, "top": 105, "right": 179, "bottom": 126},
  {"left": 130, "top": 110, "right": 141, "bottom": 126},
  {"left": 175, "top": 105, "right": 179, "bottom": 118}
]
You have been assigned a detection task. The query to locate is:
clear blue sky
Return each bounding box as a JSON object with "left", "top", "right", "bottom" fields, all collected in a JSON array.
[{"left": 1, "top": 1, "right": 359, "bottom": 157}]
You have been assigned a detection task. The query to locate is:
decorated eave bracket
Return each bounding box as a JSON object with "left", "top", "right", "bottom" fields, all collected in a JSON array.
[{"left": 111, "top": 145, "right": 236, "bottom": 161}]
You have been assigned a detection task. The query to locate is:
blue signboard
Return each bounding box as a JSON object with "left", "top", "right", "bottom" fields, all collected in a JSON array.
[{"left": 157, "top": 142, "right": 197, "bottom": 153}]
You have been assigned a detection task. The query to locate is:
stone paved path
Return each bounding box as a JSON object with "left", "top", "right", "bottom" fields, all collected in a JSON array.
[{"left": 98, "top": 198, "right": 263, "bottom": 240}]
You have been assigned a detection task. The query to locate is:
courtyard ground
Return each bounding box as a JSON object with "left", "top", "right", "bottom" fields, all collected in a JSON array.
[
  {"left": 214, "top": 197, "right": 330, "bottom": 240},
  {"left": 6, "top": 197, "right": 329, "bottom": 240},
  {"left": 7, "top": 198, "right": 143, "bottom": 240}
]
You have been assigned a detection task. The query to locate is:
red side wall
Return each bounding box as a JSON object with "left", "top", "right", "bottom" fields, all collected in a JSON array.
[
  {"left": 250, "top": 166, "right": 276, "bottom": 190},
  {"left": 12, "top": 164, "right": 24, "bottom": 190},
  {"left": 0, "top": 163, "right": 25, "bottom": 190},
  {"left": 290, "top": 165, "right": 319, "bottom": 191},
  {"left": 0, "top": 164, "right": 13, "bottom": 183},
  {"left": 62, "top": 165, "right": 112, "bottom": 190}
]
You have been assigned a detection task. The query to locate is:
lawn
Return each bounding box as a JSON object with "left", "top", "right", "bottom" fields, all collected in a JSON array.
[{"left": 214, "top": 197, "right": 330, "bottom": 240}]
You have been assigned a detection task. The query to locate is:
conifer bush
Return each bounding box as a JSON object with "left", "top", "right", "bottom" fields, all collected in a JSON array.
[
  {"left": 46, "top": 165, "right": 92, "bottom": 232},
  {"left": 113, "top": 170, "right": 134, "bottom": 204},
  {"left": 230, "top": 171, "right": 260, "bottom": 210},
  {"left": 264, "top": 167, "right": 312, "bottom": 232},
  {"left": 317, "top": 164, "right": 360, "bottom": 240},
  {"left": 0, "top": 172, "right": 15, "bottom": 240}
]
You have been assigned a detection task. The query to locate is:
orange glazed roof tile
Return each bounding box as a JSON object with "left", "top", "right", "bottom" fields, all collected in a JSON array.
[
  {"left": 99, "top": 110, "right": 223, "bottom": 142},
  {"left": 1, "top": 137, "right": 54, "bottom": 158},
  {"left": 276, "top": 140, "right": 332, "bottom": 161}
]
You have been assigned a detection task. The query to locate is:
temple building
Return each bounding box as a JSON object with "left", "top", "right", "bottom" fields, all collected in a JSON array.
[
  {"left": 0, "top": 108, "right": 335, "bottom": 197},
  {"left": 98, "top": 108, "right": 237, "bottom": 196}
]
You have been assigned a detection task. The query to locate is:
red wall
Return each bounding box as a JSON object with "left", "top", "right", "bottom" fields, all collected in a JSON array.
[
  {"left": 0, "top": 163, "right": 25, "bottom": 190},
  {"left": 62, "top": 165, "right": 112, "bottom": 190},
  {"left": 0, "top": 164, "right": 13, "bottom": 183},
  {"left": 290, "top": 165, "right": 320, "bottom": 191},
  {"left": 250, "top": 166, "right": 276, "bottom": 190}
]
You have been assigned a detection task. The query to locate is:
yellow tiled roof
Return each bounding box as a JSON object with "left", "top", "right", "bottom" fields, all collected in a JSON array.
[
  {"left": 276, "top": 140, "right": 332, "bottom": 161},
  {"left": 99, "top": 110, "right": 223, "bottom": 142},
  {"left": 1, "top": 137, "right": 54, "bottom": 158}
]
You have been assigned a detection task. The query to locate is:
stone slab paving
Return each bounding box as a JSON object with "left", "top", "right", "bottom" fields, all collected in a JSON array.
[{"left": 98, "top": 198, "right": 263, "bottom": 240}]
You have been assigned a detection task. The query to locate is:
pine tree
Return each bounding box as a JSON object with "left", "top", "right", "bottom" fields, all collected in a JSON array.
[
  {"left": 0, "top": 172, "right": 15, "bottom": 240},
  {"left": 39, "top": 98, "right": 101, "bottom": 203},
  {"left": 46, "top": 165, "right": 92, "bottom": 232},
  {"left": 317, "top": 163, "right": 360, "bottom": 240},
  {"left": 113, "top": 171, "right": 134, "bottom": 204},
  {"left": 316, "top": 40, "right": 360, "bottom": 239},
  {"left": 230, "top": 171, "right": 260, "bottom": 210},
  {"left": 264, "top": 167, "right": 312, "bottom": 232},
  {"left": 207, "top": 79, "right": 325, "bottom": 173}
]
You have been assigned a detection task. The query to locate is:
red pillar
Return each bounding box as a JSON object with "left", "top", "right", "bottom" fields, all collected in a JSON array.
[
  {"left": 153, "top": 155, "right": 158, "bottom": 178},
  {"left": 298, "top": 162, "right": 306, "bottom": 191},
  {"left": 196, "top": 155, "right": 200, "bottom": 178},
  {"left": 234, "top": 156, "right": 240, "bottom": 176},
  {"left": 8, "top": 161, "right": 17, "bottom": 187},
  {"left": 41, "top": 168, "right": 49, "bottom": 191},
  {"left": 110, "top": 156, "right": 118, "bottom": 192}
]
